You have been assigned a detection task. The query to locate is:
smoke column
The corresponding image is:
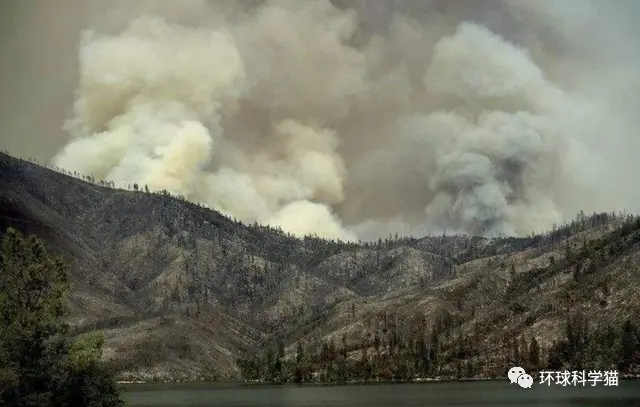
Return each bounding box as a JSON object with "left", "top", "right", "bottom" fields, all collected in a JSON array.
[{"left": 3, "top": 0, "right": 640, "bottom": 240}]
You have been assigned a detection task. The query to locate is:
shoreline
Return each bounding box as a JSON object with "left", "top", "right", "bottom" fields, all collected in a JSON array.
[
  {"left": 118, "top": 377, "right": 501, "bottom": 385},
  {"left": 118, "top": 374, "right": 640, "bottom": 386}
]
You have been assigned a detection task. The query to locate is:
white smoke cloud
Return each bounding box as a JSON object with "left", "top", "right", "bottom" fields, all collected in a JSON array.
[{"left": 42, "top": 0, "right": 640, "bottom": 240}]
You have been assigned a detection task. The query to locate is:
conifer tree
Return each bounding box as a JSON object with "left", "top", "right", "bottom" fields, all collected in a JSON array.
[{"left": 0, "top": 228, "right": 124, "bottom": 407}]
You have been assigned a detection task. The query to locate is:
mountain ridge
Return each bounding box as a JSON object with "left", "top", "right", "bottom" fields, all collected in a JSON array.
[{"left": 1, "top": 152, "right": 639, "bottom": 382}]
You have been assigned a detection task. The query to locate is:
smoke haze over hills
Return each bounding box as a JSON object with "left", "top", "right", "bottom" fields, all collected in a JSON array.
[{"left": 1, "top": 0, "right": 640, "bottom": 240}]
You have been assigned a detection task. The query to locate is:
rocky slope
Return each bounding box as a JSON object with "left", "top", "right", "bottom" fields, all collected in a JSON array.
[{"left": 1, "top": 152, "right": 639, "bottom": 381}]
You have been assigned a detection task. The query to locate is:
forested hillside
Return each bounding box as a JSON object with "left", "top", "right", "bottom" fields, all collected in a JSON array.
[{"left": 1, "top": 152, "right": 639, "bottom": 382}]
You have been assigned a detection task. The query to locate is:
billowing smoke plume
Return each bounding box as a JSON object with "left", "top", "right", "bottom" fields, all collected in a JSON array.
[{"left": 17, "top": 0, "right": 640, "bottom": 240}]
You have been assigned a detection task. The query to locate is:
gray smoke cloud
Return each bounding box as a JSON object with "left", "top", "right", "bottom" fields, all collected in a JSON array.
[{"left": 2, "top": 0, "right": 640, "bottom": 240}]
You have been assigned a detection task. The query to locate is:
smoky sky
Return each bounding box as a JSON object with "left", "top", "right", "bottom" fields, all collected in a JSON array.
[{"left": 1, "top": 0, "right": 639, "bottom": 240}]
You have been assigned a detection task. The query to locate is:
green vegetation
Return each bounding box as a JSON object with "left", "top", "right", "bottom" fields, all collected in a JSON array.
[
  {"left": 0, "top": 228, "right": 124, "bottom": 406},
  {"left": 546, "top": 315, "right": 640, "bottom": 373},
  {"left": 238, "top": 314, "right": 640, "bottom": 383}
]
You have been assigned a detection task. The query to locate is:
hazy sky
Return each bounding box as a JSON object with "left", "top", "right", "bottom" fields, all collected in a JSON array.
[{"left": 0, "top": 0, "right": 84, "bottom": 160}]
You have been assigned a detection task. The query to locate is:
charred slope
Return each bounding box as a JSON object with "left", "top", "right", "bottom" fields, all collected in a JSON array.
[{"left": 1, "top": 152, "right": 639, "bottom": 380}]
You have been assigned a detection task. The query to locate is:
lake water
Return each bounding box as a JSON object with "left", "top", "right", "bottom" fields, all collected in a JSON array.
[{"left": 123, "top": 380, "right": 640, "bottom": 407}]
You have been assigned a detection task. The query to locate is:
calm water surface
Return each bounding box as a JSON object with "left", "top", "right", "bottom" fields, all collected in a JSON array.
[{"left": 123, "top": 381, "right": 640, "bottom": 407}]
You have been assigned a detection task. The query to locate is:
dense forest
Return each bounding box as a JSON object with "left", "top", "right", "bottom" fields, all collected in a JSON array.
[{"left": 0, "top": 228, "right": 123, "bottom": 406}]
